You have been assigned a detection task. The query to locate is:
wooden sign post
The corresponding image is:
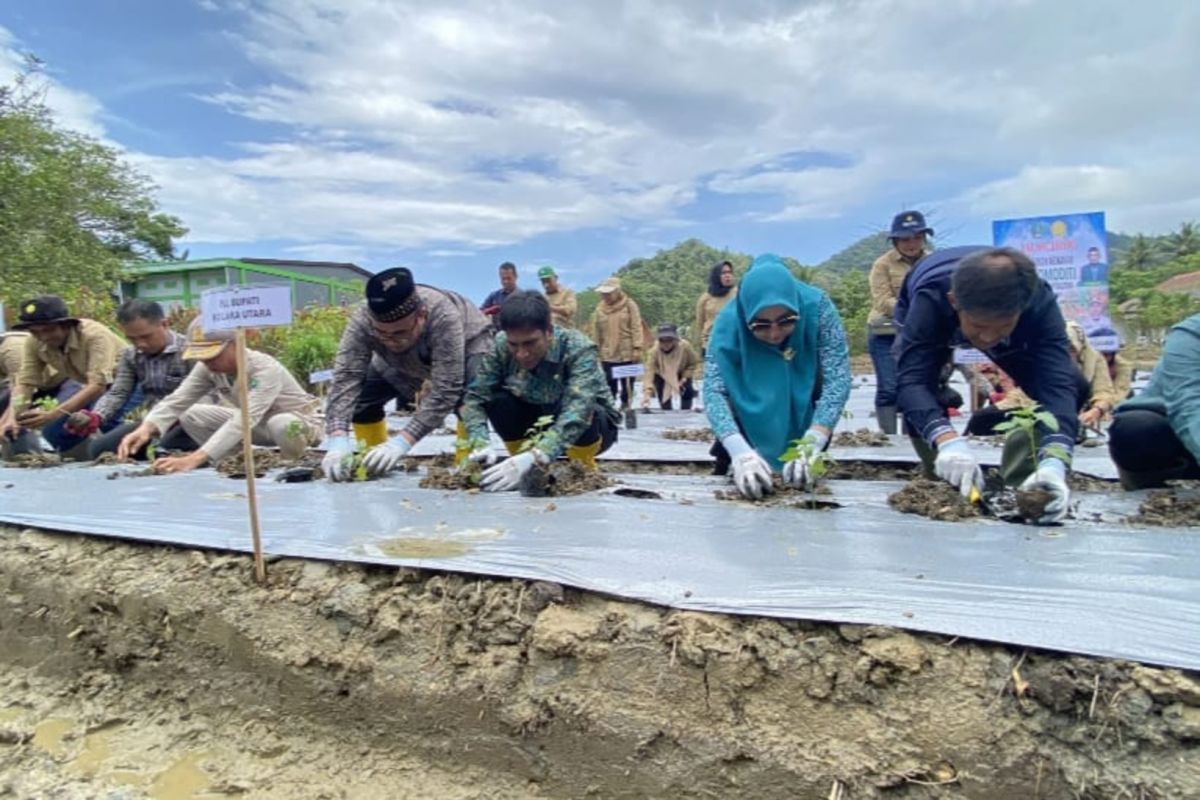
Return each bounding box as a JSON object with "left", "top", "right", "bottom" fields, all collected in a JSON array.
[{"left": 200, "top": 285, "right": 294, "bottom": 583}]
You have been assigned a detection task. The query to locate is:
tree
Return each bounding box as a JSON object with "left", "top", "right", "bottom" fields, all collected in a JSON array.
[
  {"left": 1164, "top": 221, "right": 1200, "bottom": 262},
  {"left": 0, "top": 58, "right": 186, "bottom": 313},
  {"left": 1120, "top": 234, "right": 1156, "bottom": 271}
]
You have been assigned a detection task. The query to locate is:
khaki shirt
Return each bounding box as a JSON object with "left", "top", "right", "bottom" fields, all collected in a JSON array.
[
  {"left": 694, "top": 290, "right": 736, "bottom": 351},
  {"left": 146, "top": 349, "right": 321, "bottom": 461},
  {"left": 2, "top": 332, "right": 59, "bottom": 389},
  {"left": 1110, "top": 354, "right": 1133, "bottom": 400},
  {"left": 545, "top": 286, "right": 578, "bottom": 328},
  {"left": 591, "top": 295, "right": 644, "bottom": 363},
  {"left": 15, "top": 319, "right": 124, "bottom": 391},
  {"left": 642, "top": 339, "right": 701, "bottom": 401},
  {"left": 1078, "top": 346, "right": 1116, "bottom": 409},
  {"left": 868, "top": 249, "right": 922, "bottom": 325}
]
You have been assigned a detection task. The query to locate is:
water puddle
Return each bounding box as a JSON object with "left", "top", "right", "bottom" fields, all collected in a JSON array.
[
  {"left": 377, "top": 537, "right": 471, "bottom": 558},
  {"left": 32, "top": 717, "right": 73, "bottom": 757},
  {"left": 150, "top": 751, "right": 216, "bottom": 800}
]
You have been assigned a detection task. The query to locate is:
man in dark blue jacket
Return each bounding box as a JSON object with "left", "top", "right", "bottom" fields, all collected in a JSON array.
[{"left": 894, "top": 246, "right": 1084, "bottom": 524}]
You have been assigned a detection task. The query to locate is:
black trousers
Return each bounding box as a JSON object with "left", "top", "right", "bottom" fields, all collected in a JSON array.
[
  {"left": 601, "top": 361, "right": 638, "bottom": 407},
  {"left": 965, "top": 405, "right": 1007, "bottom": 436},
  {"left": 484, "top": 390, "right": 617, "bottom": 454},
  {"left": 1109, "top": 408, "right": 1200, "bottom": 489},
  {"left": 350, "top": 354, "right": 486, "bottom": 424},
  {"left": 88, "top": 420, "right": 198, "bottom": 460},
  {"left": 653, "top": 376, "right": 695, "bottom": 410}
]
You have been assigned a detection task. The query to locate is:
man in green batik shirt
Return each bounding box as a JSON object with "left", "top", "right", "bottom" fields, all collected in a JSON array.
[{"left": 462, "top": 291, "right": 621, "bottom": 492}]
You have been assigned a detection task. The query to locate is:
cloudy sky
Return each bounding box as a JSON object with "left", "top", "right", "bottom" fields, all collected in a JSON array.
[{"left": 2, "top": 1, "right": 1198, "bottom": 300}]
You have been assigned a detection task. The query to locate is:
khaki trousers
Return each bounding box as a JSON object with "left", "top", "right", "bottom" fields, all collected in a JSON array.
[{"left": 180, "top": 404, "right": 318, "bottom": 460}]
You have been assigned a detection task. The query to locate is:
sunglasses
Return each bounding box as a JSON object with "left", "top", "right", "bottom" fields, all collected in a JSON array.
[{"left": 747, "top": 314, "right": 798, "bottom": 333}]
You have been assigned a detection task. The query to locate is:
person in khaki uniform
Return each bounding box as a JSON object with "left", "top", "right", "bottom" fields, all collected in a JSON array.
[
  {"left": 641, "top": 324, "right": 701, "bottom": 411},
  {"left": 1065, "top": 321, "right": 1116, "bottom": 430},
  {"left": 694, "top": 260, "right": 737, "bottom": 354},
  {"left": 538, "top": 266, "right": 577, "bottom": 328},
  {"left": 0, "top": 295, "right": 126, "bottom": 454},
  {"left": 589, "top": 276, "right": 644, "bottom": 409},
  {"left": 868, "top": 211, "right": 933, "bottom": 434},
  {"left": 1103, "top": 348, "right": 1134, "bottom": 401},
  {"left": 118, "top": 320, "right": 321, "bottom": 473}
]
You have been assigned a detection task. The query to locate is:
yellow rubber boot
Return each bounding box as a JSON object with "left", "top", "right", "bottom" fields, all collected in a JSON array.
[
  {"left": 454, "top": 419, "right": 471, "bottom": 465},
  {"left": 503, "top": 439, "right": 527, "bottom": 456},
  {"left": 352, "top": 420, "right": 388, "bottom": 448},
  {"left": 565, "top": 438, "right": 602, "bottom": 470}
]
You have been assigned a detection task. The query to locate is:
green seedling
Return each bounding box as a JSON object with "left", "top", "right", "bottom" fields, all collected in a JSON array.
[
  {"left": 453, "top": 433, "right": 491, "bottom": 486},
  {"left": 781, "top": 435, "right": 836, "bottom": 506},
  {"left": 519, "top": 415, "right": 557, "bottom": 456},
  {"left": 146, "top": 442, "right": 157, "bottom": 462},
  {"left": 334, "top": 438, "right": 371, "bottom": 482},
  {"left": 993, "top": 405, "right": 1070, "bottom": 474},
  {"left": 33, "top": 396, "right": 59, "bottom": 412}
]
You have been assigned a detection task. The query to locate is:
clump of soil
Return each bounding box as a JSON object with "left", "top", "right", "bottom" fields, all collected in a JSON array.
[
  {"left": 1016, "top": 487, "right": 1054, "bottom": 521},
  {"left": 826, "top": 460, "right": 918, "bottom": 481},
  {"left": 420, "top": 459, "right": 611, "bottom": 496},
  {"left": 4, "top": 452, "right": 63, "bottom": 468},
  {"left": 661, "top": 427, "right": 712, "bottom": 442},
  {"left": 714, "top": 476, "right": 840, "bottom": 510},
  {"left": 217, "top": 449, "right": 323, "bottom": 480},
  {"left": 92, "top": 452, "right": 122, "bottom": 466},
  {"left": 833, "top": 428, "right": 890, "bottom": 447},
  {"left": 1069, "top": 472, "right": 1118, "bottom": 492},
  {"left": 1127, "top": 488, "right": 1200, "bottom": 527},
  {"left": 888, "top": 479, "right": 980, "bottom": 521}
]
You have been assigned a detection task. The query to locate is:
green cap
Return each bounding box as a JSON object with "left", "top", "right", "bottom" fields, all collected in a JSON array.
[{"left": 537, "top": 266, "right": 556, "bottom": 279}]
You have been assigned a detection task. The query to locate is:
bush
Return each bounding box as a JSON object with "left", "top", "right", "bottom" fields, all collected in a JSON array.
[{"left": 249, "top": 305, "right": 350, "bottom": 389}]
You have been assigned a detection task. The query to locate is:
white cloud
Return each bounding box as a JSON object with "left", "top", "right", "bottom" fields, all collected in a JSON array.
[
  {"left": 0, "top": 27, "right": 107, "bottom": 138},
  {"left": 7, "top": 2, "right": 1200, "bottom": 256}
]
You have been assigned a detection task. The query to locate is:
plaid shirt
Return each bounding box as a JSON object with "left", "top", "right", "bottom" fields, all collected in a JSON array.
[
  {"left": 93, "top": 330, "right": 193, "bottom": 424},
  {"left": 463, "top": 327, "right": 620, "bottom": 460},
  {"left": 326, "top": 288, "right": 494, "bottom": 440}
]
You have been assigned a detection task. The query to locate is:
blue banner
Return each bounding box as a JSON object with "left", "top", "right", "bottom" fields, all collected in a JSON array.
[{"left": 992, "top": 211, "right": 1117, "bottom": 351}]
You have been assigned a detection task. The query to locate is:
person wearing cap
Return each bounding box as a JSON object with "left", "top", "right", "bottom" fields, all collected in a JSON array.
[
  {"left": 894, "top": 247, "right": 1090, "bottom": 524},
  {"left": 704, "top": 254, "right": 851, "bottom": 499},
  {"left": 1065, "top": 321, "right": 1116, "bottom": 431},
  {"left": 117, "top": 320, "right": 321, "bottom": 473},
  {"left": 83, "top": 299, "right": 199, "bottom": 459},
  {"left": 589, "top": 276, "right": 644, "bottom": 410},
  {"left": 867, "top": 211, "right": 933, "bottom": 435},
  {"left": 480, "top": 262, "right": 520, "bottom": 329},
  {"left": 0, "top": 295, "right": 127, "bottom": 455},
  {"left": 463, "top": 291, "right": 621, "bottom": 489},
  {"left": 641, "top": 324, "right": 700, "bottom": 411},
  {"left": 1108, "top": 313, "right": 1200, "bottom": 489},
  {"left": 322, "top": 267, "right": 493, "bottom": 480},
  {"left": 538, "top": 266, "right": 577, "bottom": 328},
  {"left": 694, "top": 260, "right": 737, "bottom": 354}
]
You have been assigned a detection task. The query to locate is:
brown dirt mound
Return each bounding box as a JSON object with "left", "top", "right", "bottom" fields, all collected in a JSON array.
[
  {"left": 419, "top": 464, "right": 481, "bottom": 491},
  {"left": 661, "top": 427, "right": 713, "bottom": 442},
  {"left": 827, "top": 460, "right": 918, "bottom": 481},
  {"left": 1128, "top": 488, "right": 1200, "bottom": 527},
  {"left": 715, "top": 477, "right": 840, "bottom": 510},
  {"left": 2, "top": 527, "right": 1197, "bottom": 799},
  {"left": 420, "top": 460, "right": 611, "bottom": 496},
  {"left": 833, "top": 429, "right": 890, "bottom": 447},
  {"left": 1069, "top": 472, "right": 1119, "bottom": 492},
  {"left": 216, "top": 449, "right": 323, "bottom": 480},
  {"left": 4, "top": 453, "right": 63, "bottom": 468},
  {"left": 888, "top": 479, "right": 980, "bottom": 521}
]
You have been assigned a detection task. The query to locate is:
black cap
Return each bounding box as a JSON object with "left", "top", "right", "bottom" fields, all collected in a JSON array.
[
  {"left": 365, "top": 268, "right": 420, "bottom": 322},
  {"left": 13, "top": 295, "right": 78, "bottom": 329},
  {"left": 657, "top": 323, "right": 679, "bottom": 340},
  {"left": 889, "top": 211, "right": 933, "bottom": 240}
]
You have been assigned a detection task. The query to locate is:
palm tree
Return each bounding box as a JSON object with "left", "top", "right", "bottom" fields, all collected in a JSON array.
[
  {"left": 1121, "top": 234, "right": 1155, "bottom": 271},
  {"left": 1165, "top": 221, "right": 1200, "bottom": 261}
]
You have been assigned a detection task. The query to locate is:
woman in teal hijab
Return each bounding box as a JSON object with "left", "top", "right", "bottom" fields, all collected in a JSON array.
[{"left": 703, "top": 254, "right": 852, "bottom": 498}]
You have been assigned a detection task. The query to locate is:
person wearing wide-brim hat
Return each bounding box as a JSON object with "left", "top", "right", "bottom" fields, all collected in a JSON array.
[
  {"left": 321, "top": 266, "right": 494, "bottom": 480},
  {"left": 537, "top": 266, "right": 577, "bottom": 329},
  {"left": 867, "top": 211, "right": 934, "bottom": 435},
  {"left": 0, "top": 294, "right": 127, "bottom": 456},
  {"left": 117, "top": 318, "right": 322, "bottom": 474},
  {"left": 589, "top": 276, "right": 644, "bottom": 410}
]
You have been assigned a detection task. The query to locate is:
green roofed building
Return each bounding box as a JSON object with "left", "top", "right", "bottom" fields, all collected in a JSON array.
[{"left": 123, "top": 258, "right": 369, "bottom": 310}]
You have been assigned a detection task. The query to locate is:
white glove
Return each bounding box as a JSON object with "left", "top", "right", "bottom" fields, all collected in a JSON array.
[
  {"left": 468, "top": 444, "right": 504, "bottom": 468},
  {"left": 1019, "top": 458, "right": 1070, "bottom": 525},
  {"left": 782, "top": 429, "right": 830, "bottom": 490},
  {"left": 321, "top": 435, "right": 355, "bottom": 482},
  {"left": 723, "top": 434, "right": 774, "bottom": 499},
  {"left": 362, "top": 435, "right": 413, "bottom": 476},
  {"left": 480, "top": 449, "right": 544, "bottom": 492},
  {"left": 934, "top": 437, "right": 983, "bottom": 498}
]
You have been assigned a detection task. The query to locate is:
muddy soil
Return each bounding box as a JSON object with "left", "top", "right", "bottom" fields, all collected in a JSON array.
[
  {"left": 216, "top": 449, "right": 324, "bottom": 481},
  {"left": 1127, "top": 487, "right": 1200, "bottom": 527},
  {"left": 421, "top": 461, "right": 611, "bottom": 496},
  {"left": 833, "top": 429, "right": 890, "bottom": 447},
  {"left": 1, "top": 527, "right": 1198, "bottom": 798},
  {"left": 715, "top": 477, "right": 840, "bottom": 510},
  {"left": 660, "top": 427, "right": 713, "bottom": 442},
  {"left": 3, "top": 453, "right": 63, "bottom": 469},
  {"left": 1068, "top": 472, "right": 1119, "bottom": 492},
  {"left": 888, "top": 480, "right": 980, "bottom": 522}
]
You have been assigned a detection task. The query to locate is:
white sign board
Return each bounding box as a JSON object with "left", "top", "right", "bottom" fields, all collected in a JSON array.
[
  {"left": 952, "top": 348, "right": 992, "bottom": 366},
  {"left": 611, "top": 363, "right": 645, "bottom": 379},
  {"left": 201, "top": 285, "right": 293, "bottom": 331},
  {"left": 308, "top": 368, "right": 335, "bottom": 384}
]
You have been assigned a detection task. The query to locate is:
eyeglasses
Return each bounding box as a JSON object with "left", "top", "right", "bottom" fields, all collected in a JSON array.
[{"left": 747, "top": 314, "right": 798, "bottom": 333}]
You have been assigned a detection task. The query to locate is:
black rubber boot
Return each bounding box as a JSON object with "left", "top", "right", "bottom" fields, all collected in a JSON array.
[{"left": 876, "top": 405, "right": 898, "bottom": 435}]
